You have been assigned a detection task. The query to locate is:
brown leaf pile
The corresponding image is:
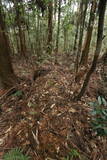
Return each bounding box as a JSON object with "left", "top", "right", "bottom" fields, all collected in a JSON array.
[{"left": 0, "top": 61, "right": 107, "bottom": 160}]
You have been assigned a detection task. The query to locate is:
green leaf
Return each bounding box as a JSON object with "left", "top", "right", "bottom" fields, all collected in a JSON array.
[
  {"left": 3, "top": 148, "right": 30, "bottom": 160},
  {"left": 69, "top": 149, "right": 80, "bottom": 157},
  {"left": 102, "top": 97, "right": 107, "bottom": 106},
  {"left": 102, "top": 110, "right": 107, "bottom": 116},
  {"left": 98, "top": 96, "right": 102, "bottom": 106},
  {"left": 89, "top": 102, "right": 98, "bottom": 107},
  {"left": 13, "top": 90, "right": 23, "bottom": 97},
  {"left": 91, "top": 110, "right": 97, "bottom": 115}
]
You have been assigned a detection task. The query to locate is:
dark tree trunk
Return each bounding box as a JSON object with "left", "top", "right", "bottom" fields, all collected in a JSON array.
[
  {"left": 78, "top": 0, "right": 88, "bottom": 52},
  {"left": 14, "top": 1, "right": 27, "bottom": 57},
  {"left": 74, "top": 0, "right": 88, "bottom": 73},
  {"left": 80, "top": 0, "right": 97, "bottom": 65},
  {"left": 47, "top": 0, "right": 53, "bottom": 54},
  {"left": 73, "top": 0, "right": 107, "bottom": 101},
  {"left": 74, "top": 0, "right": 84, "bottom": 73},
  {"left": 0, "top": 3, "right": 17, "bottom": 89}
]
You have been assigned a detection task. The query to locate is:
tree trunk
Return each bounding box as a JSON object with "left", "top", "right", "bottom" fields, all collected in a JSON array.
[
  {"left": 64, "top": 28, "right": 67, "bottom": 52},
  {"left": 0, "top": 3, "right": 17, "bottom": 89},
  {"left": 47, "top": 0, "right": 53, "bottom": 54},
  {"left": 73, "top": 0, "right": 107, "bottom": 101},
  {"left": 73, "top": 23, "right": 79, "bottom": 52},
  {"left": 54, "top": 0, "right": 57, "bottom": 23},
  {"left": 74, "top": 0, "right": 87, "bottom": 73},
  {"left": 80, "top": 0, "right": 97, "bottom": 66},
  {"left": 55, "top": 0, "right": 61, "bottom": 63},
  {"left": 77, "top": 0, "right": 84, "bottom": 54},
  {"left": 14, "top": 0, "right": 27, "bottom": 57},
  {"left": 77, "top": 0, "right": 88, "bottom": 53}
]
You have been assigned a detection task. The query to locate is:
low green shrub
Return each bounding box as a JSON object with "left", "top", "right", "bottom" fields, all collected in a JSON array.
[
  {"left": 63, "top": 149, "right": 80, "bottom": 160},
  {"left": 89, "top": 96, "right": 107, "bottom": 136},
  {"left": 3, "top": 148, "right": 30, "bottom": 160}
]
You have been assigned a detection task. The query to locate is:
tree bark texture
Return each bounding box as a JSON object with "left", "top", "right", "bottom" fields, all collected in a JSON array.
[
  {"left": 55, "top": 0, "right": 61, "bottom": 63},
  {"left": 0, "top": 3, "right": 17, "bottom": 89},
  {"left": 73, "top": 0, "right": 107, "bottom": 101},
  {"left": 80, "top": 0, "right": 97, "bottom": 66},
  {"left": 47, "top": 0, "right": 53, "bottom": 54}
]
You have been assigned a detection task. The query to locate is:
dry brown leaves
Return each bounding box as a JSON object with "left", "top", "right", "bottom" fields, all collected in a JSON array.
[{"left": 0, "top": 61, "right": 107, "bottom": 160}]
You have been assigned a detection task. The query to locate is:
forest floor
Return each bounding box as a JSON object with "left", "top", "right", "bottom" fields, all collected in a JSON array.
[{"left": 0, "top": 54, "right": 107, "bottom": 160}]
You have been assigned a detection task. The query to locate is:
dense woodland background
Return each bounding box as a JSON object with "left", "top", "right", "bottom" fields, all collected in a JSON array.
[{"left": 0, "top": 0, "right": 107, "bottom": 160}]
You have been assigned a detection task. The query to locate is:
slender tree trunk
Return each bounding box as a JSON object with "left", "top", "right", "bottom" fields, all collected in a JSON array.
[
  {"left": 77, "top": 0, "right": 88, "bottom": 53},
  {"left": 77, "top": 0, "right": 84, "bottom": 54},
  {"left": 14, "top": 0, "right": 27, "bottom": 57},
  {"left": 80, "top": 0, "right": 97, "bottom": 65},
  {"left": 55, "top": 0, "right": 61, "bottom": 63},
  {"left": 74, "top": 1, "right": 83, "bottom": 73},
  {"left": 53, "top": 0, "right": 57, "bottom": 49},
  {"left": 35, "top": 11, "right": 41, "bottom": 58},
  {"left": 54, "top": 0, "right": 57, "bottom": 23},
  {"left": 14, "top": 28, "right": 20, "bottom": 54},
  {"left": 73, "top": 0, "right": 107, "bottom": 101},
  {"left": 26, "top": 11, "right": 34, "bottom": 55},
  {"left": 64, "top": 28, "right": 67, "bottom": 52},
  {"left": 73, "top": 15, "right": 79, "bottom": 52},
  {"left": 47, "top": 0, "right": 53, "bottom": 54},
  {"left": 0, "top": 2, "right": 17, "bottom": 89}
]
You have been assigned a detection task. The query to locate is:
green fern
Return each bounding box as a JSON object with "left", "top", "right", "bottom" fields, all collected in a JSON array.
[
  {"left": 3, "top": 148, "right": 30, "bottom": 160},
  {"left": 63, "top": 149, "right": 80, "bottom": 160},
  {"left": 89, "top": 96, "right": 107, "bottom": 136}
]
